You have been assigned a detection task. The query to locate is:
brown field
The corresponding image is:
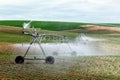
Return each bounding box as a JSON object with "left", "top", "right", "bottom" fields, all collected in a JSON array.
[
  {"left": 0, "top": 42, "right": 13, "bottom": 54},
  {"left": 0, "top": 25, "right": 120, "bottom": 80},
  {"left": 66, "top": 25, "right": 120, "bottom": 33}
]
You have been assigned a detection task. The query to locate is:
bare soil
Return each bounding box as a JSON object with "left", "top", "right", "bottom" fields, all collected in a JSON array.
[
  {"left": 66, "top": 25, "right": 120, "bottom": 33},
  {"left": 0, "top": 42, "right": 13, "bottom": 54}
]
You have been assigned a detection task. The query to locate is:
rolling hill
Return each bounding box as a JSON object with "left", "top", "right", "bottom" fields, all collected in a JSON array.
[{"left": 0, "top": 20, "right": 91, "bottom": 31}]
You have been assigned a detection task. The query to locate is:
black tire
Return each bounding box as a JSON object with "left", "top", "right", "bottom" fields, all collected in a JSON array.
[
  {"left": 15, "top": 56, "right": 24, "bottom": 64},
  {"left": 45, "top": 56, "right": 55, "bottom": 64}
]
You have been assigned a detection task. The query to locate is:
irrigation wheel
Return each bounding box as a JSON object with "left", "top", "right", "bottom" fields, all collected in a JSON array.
[
  {"left": 15, "top": 56, "right": 24, "bottom": 64},
  {"left": 45, "top": 56, "right": 55, "bottom": 64}
]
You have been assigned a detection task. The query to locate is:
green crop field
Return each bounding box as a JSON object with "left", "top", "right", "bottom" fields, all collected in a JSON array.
[
  {"left": 0, "top": 25, "right": 79, "bottom": 43},
  {"left": 1, "top": 20, "right": 120, "bottom": 31},
  {"left": 95, "top": 23, "right": 120, "bottom": 27},
  {"left": 0, "top": 20, "right": 91, "bottom": 31}
]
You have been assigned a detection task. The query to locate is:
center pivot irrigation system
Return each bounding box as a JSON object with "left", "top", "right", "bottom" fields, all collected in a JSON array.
[{"left": 15, "top": 21, "right": 73, "bottom": 64}]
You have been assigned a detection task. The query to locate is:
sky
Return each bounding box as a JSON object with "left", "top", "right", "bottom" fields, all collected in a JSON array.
[{"left": 0, "top": 0, "right": 120, "bottom": 23}]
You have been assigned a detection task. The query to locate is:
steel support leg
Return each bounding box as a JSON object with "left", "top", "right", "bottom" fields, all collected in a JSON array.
[
  {"left": 37, "top": 37, "right": 46, "bottom": 57},
  {"left": 23, "top": 38, "right": 36, "bottom": 58}
]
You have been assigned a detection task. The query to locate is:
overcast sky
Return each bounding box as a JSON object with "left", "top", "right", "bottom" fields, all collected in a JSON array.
[{"left": 0, "top": 0, "right": 120, "bottom": 23}]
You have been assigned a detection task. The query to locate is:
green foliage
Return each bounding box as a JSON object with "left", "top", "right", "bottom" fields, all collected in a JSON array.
[
  {"left": 0, "top": 25, "right": 79, "bottom": 43},
  {"left": 0, "top": 20, "right": 27, "bottom": 27},
  {"left": 0, "top": 33, "right": 29, "bottom": 43},
  {"left": 0, "top": 20, "right": 90, "bottom": 31},
  {"left": 95, "top": 23, "right": 120, "bottom": 27}
]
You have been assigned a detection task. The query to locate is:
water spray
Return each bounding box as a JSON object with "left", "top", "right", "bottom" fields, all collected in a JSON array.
[{"left": 15, "top": 21, "right": 106, "bottom": 64}]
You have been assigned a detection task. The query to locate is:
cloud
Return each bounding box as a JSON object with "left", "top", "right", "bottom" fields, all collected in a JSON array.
[
  {"left": 0, "top": 0, "right": 120, "bottom": 23},
  {"left": 0, "top": 0, "right": 34, "bottom": 6}
]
